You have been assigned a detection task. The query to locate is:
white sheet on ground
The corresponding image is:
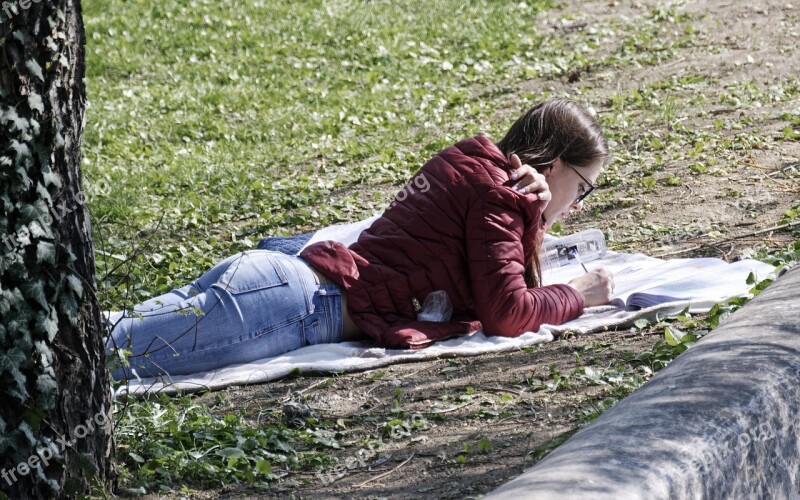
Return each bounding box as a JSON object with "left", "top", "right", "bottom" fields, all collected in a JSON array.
[{"left": 113, "top": 219, "right": 775, "bottom": 398}]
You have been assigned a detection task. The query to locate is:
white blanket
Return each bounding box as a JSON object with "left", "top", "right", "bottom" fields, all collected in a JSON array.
[{"left": 113, "top": 218, "right": 774, "bottom": 398}]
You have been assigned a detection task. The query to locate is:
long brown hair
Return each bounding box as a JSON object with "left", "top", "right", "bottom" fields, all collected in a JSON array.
[{"left": 495, "top": 99, "right": 609, "bottom": 288}]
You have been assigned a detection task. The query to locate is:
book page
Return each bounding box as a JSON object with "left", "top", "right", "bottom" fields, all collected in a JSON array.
[
  {"left": 542, "top": 251, "right": 662, "bottom": 288},
  {"left": 624, "top": 259, "right": 775, "bottom": 308},
  {"left": 609, "top": 258, "right": 731, "bottom": 306}
]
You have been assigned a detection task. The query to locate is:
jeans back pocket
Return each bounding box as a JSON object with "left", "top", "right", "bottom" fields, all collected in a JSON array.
[{"left": 215, "top": 251, "right": 289, "bottom": 294}]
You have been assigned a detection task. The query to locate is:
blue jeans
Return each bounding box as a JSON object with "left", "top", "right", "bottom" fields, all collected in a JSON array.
[{"left": 105, "top": 250, "right": 343, "bottom": 380}]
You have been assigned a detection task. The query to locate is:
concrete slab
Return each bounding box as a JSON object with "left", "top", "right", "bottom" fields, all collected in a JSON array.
[{"left": 486, "top": 266, "right": 800, "bottom": 499}]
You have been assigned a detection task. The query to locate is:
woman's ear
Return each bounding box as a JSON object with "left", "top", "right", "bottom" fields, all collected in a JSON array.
[{"left": 542, "top": 157, "right": 560, "bottom": 177}]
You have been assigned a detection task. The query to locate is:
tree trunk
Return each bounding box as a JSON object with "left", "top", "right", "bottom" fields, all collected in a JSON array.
[{"left": 1, "top": 0, "right": 114, "bottom": 497}]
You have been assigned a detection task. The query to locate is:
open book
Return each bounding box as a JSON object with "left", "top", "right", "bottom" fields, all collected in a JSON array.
[{"left": 542, "top": 244, "right": 775, "bottom": 309}]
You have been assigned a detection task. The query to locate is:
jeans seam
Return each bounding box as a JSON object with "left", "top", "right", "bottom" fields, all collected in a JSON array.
[
  {"left": 254, "top": 315, "right": 303, "bottom": 338},
  {"left": 323, "top": 294, "right": 332, "bottom": 344},
  {"left": 267, "top": 252, "right": 288, "bottom": 282},
  {"left": 331, "top": 293, "right": 340, "bottom": 343},
  {"left": 305, "top": 318, "right": 319, "bottom": 346},
  {"left": 290, "top": 256, "right": 315, "bottom": 314},
  {"left": 324, "top": 286, "right": 342, "bottom": 343}
]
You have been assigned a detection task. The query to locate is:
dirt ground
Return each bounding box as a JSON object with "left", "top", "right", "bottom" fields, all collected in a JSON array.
[
  {"left": 138, "top": 0, "right": 799, "bottom": 498},
  {"left": 201, "top": 327, "right": 663, "bottom": 500}
]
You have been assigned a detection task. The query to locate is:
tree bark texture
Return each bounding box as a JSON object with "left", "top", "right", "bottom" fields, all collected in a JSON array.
[{"left": 1, "top": 0, "right": 114, "bottom": 497}]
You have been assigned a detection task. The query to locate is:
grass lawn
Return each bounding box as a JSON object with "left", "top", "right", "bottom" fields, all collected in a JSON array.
[{"left": 83, "top": 0, "right": 568, "bottom": 307}]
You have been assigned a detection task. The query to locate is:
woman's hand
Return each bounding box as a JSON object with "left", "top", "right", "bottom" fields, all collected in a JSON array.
[
  {"left": 568, "top": 268, "right": 615, "bottom": 307},
  {"left": 509, "top": 154, "right": 551, "bottom": 208}
]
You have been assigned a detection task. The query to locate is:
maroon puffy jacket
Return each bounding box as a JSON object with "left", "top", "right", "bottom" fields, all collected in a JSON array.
[{"left": 300, "top": 134, "right": 584, "bottom": 348}]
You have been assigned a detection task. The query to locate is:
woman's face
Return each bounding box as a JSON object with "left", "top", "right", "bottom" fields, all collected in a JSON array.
[{"left": 542, "top": 157, "right": 604, "bottom": 229}]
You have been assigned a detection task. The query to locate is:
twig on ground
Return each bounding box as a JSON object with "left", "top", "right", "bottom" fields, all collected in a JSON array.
[
  {"left": 301, "top": 378, "right": 331, "bottom": 393},
  {"left": 363, "top": 381, "right": 387, "bottom": 397},
  {"left": 400, "top": 365, "right": 435, "bottom": 380},
  {"left": 482, "top": 386, "right": 524, "bottom": 396},
  {"left": 652, "top": 245, "right": 704, "bottom": 258},
  {"left": 743, "top": 159, "right": 800, "bottom": 188},
  {"left": 654, "top": 220, "right": 800, "bottom": 258},
  {"left": 425, "top": 401, "right": 475, "bottom": 414},
  {"left": 354, "top": 453, "right": 415, "bottom": 488}
]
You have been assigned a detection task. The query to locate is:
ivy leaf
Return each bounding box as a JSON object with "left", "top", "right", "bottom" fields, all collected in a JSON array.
[
  {"left": 26, "top": 59, "right": 45, "bottom": 81},
  {"left": 36, "top": 374, "right": 58, "bottom": 410},
  {"left": 18, "top": 421, "right": 36, "bottom": 447},
  {"left": 66, "top": 274, "right": 83, "bottom": 298},
  {"left": 21, "top": 281, "right": 49, "bottom": 309},
  {"left": 28, "top": 93, "right": 45, "bottom": 113},
  {"left": 15, "top": 225, "right": 32, "bottom": 247},
  {"left": 0, "top": 288, "right": 23, "bottom": 316},
  {"left": 37, "top": 241, "right": 56, "bottom": 264},
  {"left": 1, "top": 107, "right": 29, "bottom": 132},
  {"left": 14, "top": 165, "right": 33, "bottom": 190},
  {"left": 18, "top": 201, "right": 40, "bottom": 223},
  {"left": 0, "top": 347, "right": 27, "bottom": 371},
  {"left": 42, "top": 168, "right": 63, "bottom": 189},
  {"left": 0, "top": 348, "right": 29, "bottom": 402},
  {"left": 10, "top": 140, "right": 32, "bottom": 164},
  {"left": 59, "top": 290, "right": 79, "bottom": 325},
  {"left": 0, "top": 434, "right": 11, "bottom": 455},
  {"left": 44, "top": 35, "right": 58, "bottom": 52},
  {"left": 36, "top": 181, "right": 53, "bottom": 207},
  {"left": 0, "top": 296, "right": 8, "bottom": 319},
  {"left": 30, "top": 220, "right": 50, "bottom": 239},
  {"left": 35, "top": 340, "right": 55, "bottom": 367},
  {"left": 8, "top": 372, "right": 30, "bottom": 401},
  {"left": 14, "top": 323, "right": 33, "bottom": 352}
]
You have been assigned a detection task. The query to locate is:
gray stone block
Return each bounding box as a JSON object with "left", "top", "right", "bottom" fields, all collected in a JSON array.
[{"left": 487, "top": 266, "right": 800, "bottom": 500}]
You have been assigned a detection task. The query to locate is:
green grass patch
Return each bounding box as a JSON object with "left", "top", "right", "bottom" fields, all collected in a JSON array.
[{"left": 114, "top": 393, "right": 338, "bottom": 494}]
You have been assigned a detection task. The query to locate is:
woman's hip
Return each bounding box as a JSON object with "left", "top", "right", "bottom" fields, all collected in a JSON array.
[
  {"left": 201, "top": 249, "right": 343, "bottom": 345},
  {"left": 107, "top": 250, "right": 344, "bottom": 378}
]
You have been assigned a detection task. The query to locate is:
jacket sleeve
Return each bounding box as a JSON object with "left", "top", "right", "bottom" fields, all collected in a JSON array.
[{"left": 465, "top": 187, "right": 585, "bottom": 337}]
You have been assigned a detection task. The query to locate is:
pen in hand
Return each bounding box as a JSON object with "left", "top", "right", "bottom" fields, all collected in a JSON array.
[{"left": 569, "top": 246, "right": 589, "bottom": 273}]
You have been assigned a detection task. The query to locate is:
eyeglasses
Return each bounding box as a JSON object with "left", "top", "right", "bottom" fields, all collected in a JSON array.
[{"left": 563, "top": 163, "right": 595, "bottom": 204}]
